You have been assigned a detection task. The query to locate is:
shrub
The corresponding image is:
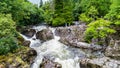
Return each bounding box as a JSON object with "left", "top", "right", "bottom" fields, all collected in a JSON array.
[
  {"left": 52, "top": 17, "right": 65, "bottom": 26},
  {"left": 79, "top": 13, "right": 92, "bottom": 23},
  {"left": 85, "top": 19, "right": 115, "bottom": 42},
  {"left": 0, "top": 14, "right": 18, "bottom": 55},
  {"left": 0, "top": 37, "right": 18, "bottom": 55}
]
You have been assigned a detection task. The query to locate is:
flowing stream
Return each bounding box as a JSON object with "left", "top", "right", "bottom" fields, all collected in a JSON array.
[{"left": 21, "top": 25, "right": 99, "bottom": 68}]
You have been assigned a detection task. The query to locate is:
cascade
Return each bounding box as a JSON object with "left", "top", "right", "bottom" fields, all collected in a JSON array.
[{"left": 21, "top": 25, "right": 87, "bottom": 68}]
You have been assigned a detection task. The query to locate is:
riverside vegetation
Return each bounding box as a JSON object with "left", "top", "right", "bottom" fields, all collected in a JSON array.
[{"left": 0, "top": 0, "right": 120, "bottom": 68}]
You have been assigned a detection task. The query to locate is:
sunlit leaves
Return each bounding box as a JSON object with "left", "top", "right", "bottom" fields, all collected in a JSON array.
[{"left": 85, "top": 19, "right": 115, "bottom": 42}]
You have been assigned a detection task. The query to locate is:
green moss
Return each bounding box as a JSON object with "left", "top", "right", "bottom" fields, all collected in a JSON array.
[{"left": 0, "top": 46, "right": 30, "bottom": 68}]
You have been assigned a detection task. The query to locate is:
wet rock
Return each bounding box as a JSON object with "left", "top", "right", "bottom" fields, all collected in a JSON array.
[
  {"left": 22, "top": 48, "right": 37, "bottom": 64},
  {"left": 22, "top": 29, "right": 36, "bottom": 38},
  {"left": 105, "top": 40, "right": 120, "bottom": 60},
  {"left": 17, "top": 34, "right": 31, "bottom": 47},
  {"left": 80, "top": 57, "right": 120, "bottom": 68},
  {"left": 36, "top": 29, "right": 54, "bottom": 42},
  {"left": 27, "top": 48, "right": 37, "bottom": 56},
  {"left": 80, "top": 62, "right": 102, "bottom": 68},
  {"left": 7, "top": 65, "right": 16, "bottom": 68},
  {"left": 22, "top": 40, "right": 31, "bottom": 47},
  {"left": 56, "top": 25, "right": 103, "bottom": 50},
  {"left": 0, "top": 47, "right": 35, "bottom": 68},
  {"left": 40, "top": 57, "right": 62, "bottom": 68},
  {"left": 60, "top": 37, "right": 103, "bottom": 51}
]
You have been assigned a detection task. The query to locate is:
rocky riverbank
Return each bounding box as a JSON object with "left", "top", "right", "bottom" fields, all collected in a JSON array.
[{"left": 0, "top": 47, "right": 37, "bottom": 68}]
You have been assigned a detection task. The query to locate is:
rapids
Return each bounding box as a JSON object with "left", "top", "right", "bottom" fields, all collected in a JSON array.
[{"left": 21, "top": 25, "right": 102, "bottom": 68}]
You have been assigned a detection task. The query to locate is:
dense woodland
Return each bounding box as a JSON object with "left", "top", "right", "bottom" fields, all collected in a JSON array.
[{"left": 0, "top": 0, "right": 120, "bottom": 57}]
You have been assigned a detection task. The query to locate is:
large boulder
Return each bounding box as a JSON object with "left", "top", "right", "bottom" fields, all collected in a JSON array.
[
  {"left": 55, "top": 24, "right": 86, "bottom": 42},
  {"left": 59, "top": 36, "right": 103, "bottom": 51},
  {"left": 57, "top": 25, "right": 104, "bottom": 51},
  {"left": 40, "top": 57, "right": 62, "bottom": 68},
  {"left": 36, "top": 29, "right": 54, "bottom": 42},
  {"left": 22, "top": 29, "right": 36, "bottom": 38},
  {"left": 22, "top": 40, "right": 31, "bottom": 47},
  {"left": 105, "top": 40, "right": 120, "bottom": 60}
]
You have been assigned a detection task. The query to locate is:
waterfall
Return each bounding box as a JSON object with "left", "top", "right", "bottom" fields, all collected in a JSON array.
[{"left": 21, "top": 25, "right": 87, "bottom": 68}]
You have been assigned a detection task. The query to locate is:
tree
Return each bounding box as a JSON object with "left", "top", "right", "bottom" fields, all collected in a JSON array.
[
  {"left": 42, "top": 1, "right": 54, "bottom": 25},
  {"left": 0, "top": 0, "right": 44, "bottom": 26},
  {"left": 39, "top": 0, "right": 43, "bottom": 7},
  {"left": 79, "top": 6, "right": 98, "bottom": 23},
  {"left": 51, "top": 0, "right": 73, "bottom": 26},
  {"left": 79, "top": 0, "right": 111, "bottom": 16},
  {"left": 105, "top": 0, "right": 120, "bottom": 25}
]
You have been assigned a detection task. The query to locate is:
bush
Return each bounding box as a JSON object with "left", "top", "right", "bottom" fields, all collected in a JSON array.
[
  {"left": 0, "top": 37, "right": 18, "bottom": 55},
  {"left": 0, "top": 14, "right": 18, "bottom": 55},
  {"left": 52, "top": 17, "right": 65, "bottom": 26},
  {"left": 85, "top": 19, "right": 115, "bottom": 42},
  {"left": 79, "top": 13, "right": 92, "bottom": 23}
]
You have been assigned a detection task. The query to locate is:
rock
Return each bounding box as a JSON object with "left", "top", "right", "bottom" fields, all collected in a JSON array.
[
  {"left": 40, "top": 57, "right": 62, "bottom": 68},
  {"left": 59, "top": 37, "right": 103, "bottom": 51},
  {"left": 80, "top": 62, "right": 102, "bottom": 68},
  {"left": 105, "top": 40, "right": 120, "bottom": 60},
  {"left": 27, "top": 48, "right": 37, "bottom": 56},
  {"left": 8, "top": 65, "right": 16, "bottom": 68},
  {"left": 36, "top": 29, "right": 54, "bottom": 42},
  {"left": 22, "top": 40, "right": 31, "bottom": 47},
  {"left": 57, "top": 25, "right": 104, "bottom": 51},
  {"left": 0, "top": 47, "right": 35, "bottom": 68},
  {"left": 55, "top": 24, "right": 86, "bottom": 42},
  {"left": 23, "top": 48, "right": 37, "bottom": 64},
  {"left": 0, "top": 64, "right": 5, "bottom": 68},
  {"left": 22, "top": 29, "right": 36, "bottom": 38},
  {"left": 17, "top": 34, "right": 31, "bottom": 47},
  {"left": 80, "top": 57, "right": 120, "bottom": 68}
]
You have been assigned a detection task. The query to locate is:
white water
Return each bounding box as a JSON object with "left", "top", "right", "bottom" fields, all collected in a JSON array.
[{"left": 21, "top": 25, "right": 87, "bottom": 68}]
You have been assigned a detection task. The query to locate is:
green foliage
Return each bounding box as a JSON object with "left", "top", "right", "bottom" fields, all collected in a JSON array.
[
  {"left": 85, "top": 19, "right": 115, "bottom": 42},
  {"left": 72, "top": 2, "right": 82, "bottom": 20},
  {"left": 0, "top": 2, "right": 11, "bottom": 13},
  {"left": 42, "top": 0, "right": 73, "bottom": 26},
  {"left": 52, "top": 17, "right": 65, "bottom": 26},
  {"left": 0, "top": 14, "right": 18, "bottom": 55},
  {"left": 79, "top": 13, "right": 92, "bottom": 23},
  {"left": 53, "top": 0, "right": 73, "bottom": 26},
  {"left": 79, "top": 0, "right": 111, "bottom": 16},
  {"left": 105, "top": 0, "right": 120, "bottom": 26},
  {"left": 42, "top": 1, "right": 54, "bottom": 25},
  {"left": 79, "top": 6, "right": 98, "bottom": 23},
  {"left": 0, "top": 0, "right": 43, "bottom": 26},
  {"left": 62, "top": 0, "right": 73, "bottom": 25},
  {"left": 0, "top": 14, "right": 16, "bottom": 37},
  {"left": 0, "top": 37, "right": 18, "bottom": 55}
]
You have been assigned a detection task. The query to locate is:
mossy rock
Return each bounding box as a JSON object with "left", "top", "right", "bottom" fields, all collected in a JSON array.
[{"left": 0, "top": 46, "right": 35, "bottom": 68}]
